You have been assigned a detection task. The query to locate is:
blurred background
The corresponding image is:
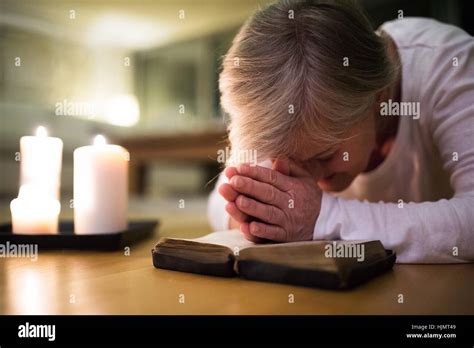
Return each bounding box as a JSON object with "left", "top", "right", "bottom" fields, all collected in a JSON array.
[{"left": 0, "top": 0, "right": 472, "bottom": 229}]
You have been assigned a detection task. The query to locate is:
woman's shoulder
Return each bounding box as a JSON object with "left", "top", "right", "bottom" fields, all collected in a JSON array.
[
  {"left": 381, "top": 18, "right": 474, "bottom": 140},
  {"left": 381, "top": 17, "right": 473, "bottom": 106},
  {"left": 380, "top": 17, "right": 471, "bottom": 50}
]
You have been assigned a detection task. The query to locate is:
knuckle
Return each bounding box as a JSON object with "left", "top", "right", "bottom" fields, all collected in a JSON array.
[
  {"left": 245, "top": 197, "right": 253, "bottom": 210},
  {"left": 274, "top": 207, "right": 280, "bottom": 223},
  {"left": 237, "top": 196, "right": 245, "bottom": 208},
  {"left": 267, "top": 186, "right": 277, "bottom": 203},
  {"left": 268, "top": 170, "right": 278, "bottom": 185},
  {"left": 288, "top": 181, "right": 297, "bottom": 191},
  {"left": 288, "top": 188, "right": 297, "bottom": 201},
  {"left": 264, "top": 205, "right": 272, "bottom": 222},
  {"left": 283, "top": 206, "right": 292, "bottom": 222},
  {"left": 251, "top": 222, "right": 262, "bottom": 235},
  {"left": 242, "top": 176, "right": 251, "bottom": 191}
]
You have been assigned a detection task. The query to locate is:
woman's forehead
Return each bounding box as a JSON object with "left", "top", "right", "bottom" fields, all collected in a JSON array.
[{"left": 290, "top": 142, "right": 338, "bottom": 162}]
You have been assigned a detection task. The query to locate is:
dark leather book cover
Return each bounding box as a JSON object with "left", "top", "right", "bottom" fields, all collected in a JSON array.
[
  {"left": 152, "top": 238, "right": 236, "bottom": 277},
  {"left": 236, "top": 241, "right": 396, "bottom": 289},
  {"left": 152, "top": 234, "right": 396, "bottom": 289}
]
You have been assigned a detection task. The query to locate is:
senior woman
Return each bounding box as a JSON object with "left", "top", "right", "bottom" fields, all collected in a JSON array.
[{"left": 207, "top": 0, "right": 474, "bottom": 263}]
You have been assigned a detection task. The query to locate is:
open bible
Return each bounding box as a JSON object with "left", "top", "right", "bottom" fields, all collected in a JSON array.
[{"left": 152, "top": 230, "right": 396, "bottom": 289}]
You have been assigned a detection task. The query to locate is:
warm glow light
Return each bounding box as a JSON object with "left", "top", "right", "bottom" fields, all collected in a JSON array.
[
  {"left": 13, "top": 185, "right": 61, "bottom": 215},
  {"left": 86, "top": 14, "right": 167, "bottom": 49},
  {"left": 93, "top": 134, "right": 107, "bottom": 146},
  {"left": 10, "top": 268, "right": 47, "bottom": 314},
  {"left": 10, "top": 184, "right": 61, "bottom": 234},
  {"left": 104, "top": 94, "right": 140, "bottom": 127},
  {"left": 36, "top": 126, "right": 47, "bottom": 137},
  {"left": 19, "top": 184, "right": 45, "bottom": 200}
]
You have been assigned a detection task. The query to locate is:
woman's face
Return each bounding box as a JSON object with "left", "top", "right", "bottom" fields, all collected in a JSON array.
[{"left": 291, "top": 112, "right": 377, "bottom": 192}]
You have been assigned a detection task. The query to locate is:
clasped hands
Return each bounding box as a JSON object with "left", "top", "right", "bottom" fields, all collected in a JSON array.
[{"left": 218, "top": 158, "right": 322, "bottom": 243}]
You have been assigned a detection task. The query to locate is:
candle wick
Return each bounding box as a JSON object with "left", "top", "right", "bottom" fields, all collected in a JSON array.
[
  {"left": 93, "top": 134, "right": 107, "bottom": 146},
  {"left": 36, "top": 126, "right": 48, "bottom": 137}
]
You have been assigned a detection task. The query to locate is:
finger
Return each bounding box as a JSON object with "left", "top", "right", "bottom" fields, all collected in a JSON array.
[
  {"left": 218, "top": 183, "right": 239, "bottom": 202},
  {"left": 240, "top": 222, "right": 266, "bottom": 243},
  {"left": 230, "top": 175, "right": 287, "bottom": 209},
  {"left": 237, "top": 164, "right": 291, "bottom": 191},
  {"left": 225, "top": 202, "right": 249, "bottom": 223},
  {"left": 224, "top": 167, "right": 238, "bottom": 180},
  {"left": 235, "top": 195, "right": 285, "bottom": 225},
  {"left": 249, "top": 221, "right": 288, "bottom": 242},
  {"left": 287, "top": 158, "right": 312, "bottom": 178}
]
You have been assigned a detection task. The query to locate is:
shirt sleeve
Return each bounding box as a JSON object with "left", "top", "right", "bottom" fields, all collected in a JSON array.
[
  {"left": 207, "top": 172, "right": 230, "bottom": 231},
  {"left": 314, "top": 34, "right": 474, "bottom": 263}
]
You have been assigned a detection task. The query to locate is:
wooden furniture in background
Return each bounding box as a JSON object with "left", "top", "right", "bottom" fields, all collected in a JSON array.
[{"left": 118, "top": 129, "right": 228, "bottom": 195}]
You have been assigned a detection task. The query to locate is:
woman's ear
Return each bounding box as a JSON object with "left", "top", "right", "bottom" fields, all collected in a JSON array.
[
  {"left": 376, "top": 87, "right": 390, "bottom": 104},
  {"left": 373, "top": 89, "right": 388, "bottom": 117},
  {"left": 375, "top": 90, "right": 385, "bottom": 104}
]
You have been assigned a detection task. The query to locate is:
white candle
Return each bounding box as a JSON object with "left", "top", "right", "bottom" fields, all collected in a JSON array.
[
  {"left": 74, "top": 135, "right": 129, "bottom": 234},
  {"left": 10, "top": 185, "right": 60, "bottom": 234},
  {"left": 20, "top": 126, "right": 63, "bottom": 200}
]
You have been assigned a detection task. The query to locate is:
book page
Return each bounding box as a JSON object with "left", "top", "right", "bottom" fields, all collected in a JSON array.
[
  {"left": 181, "top": 229, "right": 376, "bottom": 256},
  {"left": 190, "top": 229, "right": 255, "bottom": 252},
  {"left": 189, "top": 230, "right": 372, "bottom": 251}
]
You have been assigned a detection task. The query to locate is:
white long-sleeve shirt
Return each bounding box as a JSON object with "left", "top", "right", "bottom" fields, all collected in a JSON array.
[{"left": 207, "top": 18, "right": 474, "bottom": 263}]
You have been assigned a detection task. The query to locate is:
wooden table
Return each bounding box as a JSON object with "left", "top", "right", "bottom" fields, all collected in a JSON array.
[{"left": 1, "top": 214, "right": 473, "bottom": 315}]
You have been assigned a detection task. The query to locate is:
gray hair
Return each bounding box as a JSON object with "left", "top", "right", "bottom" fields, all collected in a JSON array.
[{"left": 219, "top": 0, "right": 399, "bottom": 164}]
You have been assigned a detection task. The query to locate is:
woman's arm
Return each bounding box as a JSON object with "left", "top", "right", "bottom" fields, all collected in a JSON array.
[
  {"left": 315, "top": 194, "right": 474, "bottom": 263},
  {"left": 317, "top": 38, "right": 474, "bottom": 263}
]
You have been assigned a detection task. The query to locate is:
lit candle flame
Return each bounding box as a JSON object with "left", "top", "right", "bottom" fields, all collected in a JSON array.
[
  {"left": 36, "top": 126, "right": 47, "bottom": 137},
  {"left": 93, "top": 134, "right": 107, "bottom": 146}
]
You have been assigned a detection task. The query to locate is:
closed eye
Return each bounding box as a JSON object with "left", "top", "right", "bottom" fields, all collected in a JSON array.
[
  {"left": 319, "top": 154, "right": 335, "bottom": 162},
  {"left": 302, "top": 148, "right": 338, "bottom": 165},
  {"left": 303, "top": 154, "right": 334, "bottom": 169}
]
